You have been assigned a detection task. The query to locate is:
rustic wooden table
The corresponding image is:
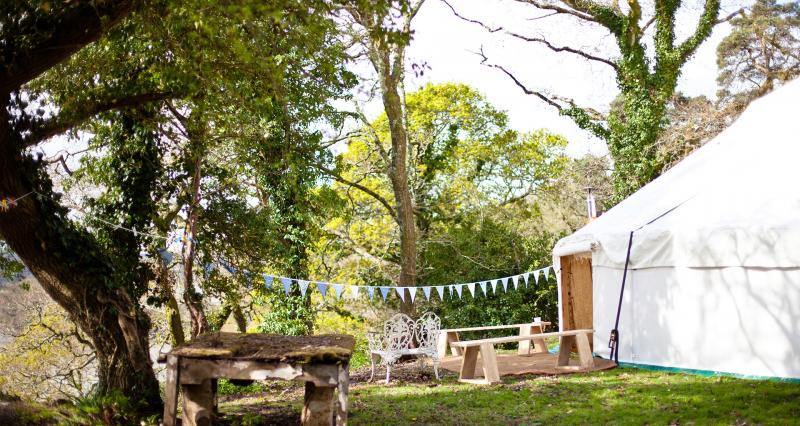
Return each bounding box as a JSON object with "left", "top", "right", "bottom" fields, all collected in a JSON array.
[{"left": 162, "top": 332, "right": 354, "bottom": 426}]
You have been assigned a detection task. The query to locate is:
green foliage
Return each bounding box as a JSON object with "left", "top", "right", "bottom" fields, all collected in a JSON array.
[
  {"left": 0, "top": 241, "right": 24, "bottom": 281},
  {"left": 314, "top": 310, "right": 372, "bottom": 369},
  {"left": 417, "top": 216, "right": 562, "bottom": 333}
]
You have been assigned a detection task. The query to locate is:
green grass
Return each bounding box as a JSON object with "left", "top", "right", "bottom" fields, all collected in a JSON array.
[{"left": 218, "top": 366, "right": 800, "bottom": 425}]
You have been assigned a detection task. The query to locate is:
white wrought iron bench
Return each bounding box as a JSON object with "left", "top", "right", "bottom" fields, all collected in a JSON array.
[{"left": 366, "top": 312, "right": 441, "bottom": 384}]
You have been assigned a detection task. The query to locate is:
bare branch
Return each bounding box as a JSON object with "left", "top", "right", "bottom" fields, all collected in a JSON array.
[
  {"left": 441, "top": 0, "right": 504, "bottom": 32},
  {"left": 506, "top": 31, "right": 618, "bottom": 69},
  {"left": 314, "top": 162, "right": 398, "bottom": 220},
  {"left": 474, "top": 47, "right": 564, "bottom": 110}
]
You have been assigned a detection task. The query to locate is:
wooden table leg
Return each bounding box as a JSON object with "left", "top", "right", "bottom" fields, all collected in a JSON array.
[
  {"left": 163, "top": 355, "right": 179, "bottom": 426},
  {"left": 479, "top": 343, "right": 501, "bottom": 384},
  {"left": 518, "top": 325, "right": 532, "bottom": 355},
  {"left": 302, "top": 381, "right": 335, "bottom": 426},
  {"left": 556, "top": 335, "right": 576, "bottom": 368},
  {"left": 459, "top": 346, "right": 479, "bottom": 380},
  {"left": 448, "top": 332, "right": 462, "bottom": 356},
  {"left": 437, "top": 331, "right": 449, "bottom": 359},
  {"left": 532, "top": 324, "right": 548, "bottom": 354},
  {"left": 182, "top": 378, "right": 214, "bottom": 426},
  {"left": 337, "top": 364, "right": 349, "bottom": 426}
]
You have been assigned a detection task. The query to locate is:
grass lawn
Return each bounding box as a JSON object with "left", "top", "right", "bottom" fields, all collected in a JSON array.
[{"left": 217, "top": 364, "right": 800, "bottom": 425}]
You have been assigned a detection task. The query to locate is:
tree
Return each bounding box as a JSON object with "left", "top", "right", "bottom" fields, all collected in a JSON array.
[
  {"left": 717, "top": 0, "right": 800, "bottom": 101},
  {"left": 657, "top": 0, "right": 799, "bottom": 172},
  {"left": 333, "top": 0, "right": 427, "bottom": 313},
  {"left": 446, "top": 0, "right": 740, "bottom": 199},
  {"left": 1, "top": 0, "right": 353, "bottom": 408},
  {"left": 320, "top": 83, "right": 567, "bottom": 296}
]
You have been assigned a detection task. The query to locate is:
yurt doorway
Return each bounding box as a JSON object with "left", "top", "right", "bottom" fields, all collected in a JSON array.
[{"left": 559, "top": 254, "right": 593, "bottom": 348}]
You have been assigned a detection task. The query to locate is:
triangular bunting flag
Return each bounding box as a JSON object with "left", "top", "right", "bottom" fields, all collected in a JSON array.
[
  {"left": 435, "top": 286, "right": 445, "bottom": 300},
  {"left": 263, "top": 274, "right": 273, "bottom": 288},
  {"left": 512, "top": 275, "right": 520, "bottom": 289},
  {"left": 523, "top": 272, "right": 530, "bottom": 286},
  {"left": 281, "top": 277, "right": 292, "bottom": 295},
  {"left": 409, "top": 287, "right": 417, "bottom": 303},
  {"left": 543, "top": 266, "right": 551, "bottom": 281},
  {"left": 423, "top": 286, "right": 432, "bottom": 300},
  {"left": 333, "top": 284, "right": 345, "bottom": 299},
  {"left": 501, "top": 277, "right": 509, "bottom": 292},
  {"left": 380, "top": 287, "right": 391, "bottom": 301},
  {"left": 454, "top": 284, "right": 463, "bottom": 298},
  {"left": 367, "top": 286, "right": 375, "bottom": 300},
  {"left": 479, "top": 281, "right": 487, "bottom": 296},
  {"left": 491, "top": 280, "right": 499, "bottom": 293},
  {"left": 350, "top": 285, "right": 360, "bottom": 299},
  {"left": 395, "top": 287, "right": 406, "bottom": 302},
  {"left": 467, "top": 282, "right": 476, "bottom": 298},
  {"left": 298, "top": 280, "right": 310, "bottom": 296},
  {"left": 534, "top": 270, "right": 541, "bottom": 284},
  {"left": 317, "top": 282, "right": 328, "bottom": 297}
]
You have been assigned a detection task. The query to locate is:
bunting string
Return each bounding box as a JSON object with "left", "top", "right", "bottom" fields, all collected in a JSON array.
[{"left": 1, "top": 190, "right": 558, "bottom": 305}]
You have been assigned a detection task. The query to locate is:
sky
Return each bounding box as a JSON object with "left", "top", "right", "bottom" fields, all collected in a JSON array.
[{"left": 389, "top": 0, "right": 748, "bottom": 157}]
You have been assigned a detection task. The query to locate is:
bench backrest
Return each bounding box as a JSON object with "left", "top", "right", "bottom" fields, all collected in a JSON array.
[
  {"left": 415, "top": 312, "right": 440, "bottom": 351},
  {"left": 384, "top": 313, "right": 415, "bottom": 351}
]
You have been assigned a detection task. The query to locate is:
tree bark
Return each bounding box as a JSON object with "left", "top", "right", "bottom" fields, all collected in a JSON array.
[
  {"left": 182, "top": 149, "right": 210, "bottom": 339},
  {"left": 379, "top": 70, "right": 418, "bottom": 316},
  {"left": 0, "top": 102, "right": 161, "bottom": 412}
]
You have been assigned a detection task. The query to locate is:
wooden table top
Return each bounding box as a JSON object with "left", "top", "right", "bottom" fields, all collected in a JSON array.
[{"left": 169, "top": 332, "right": 355, "bottom": 363}]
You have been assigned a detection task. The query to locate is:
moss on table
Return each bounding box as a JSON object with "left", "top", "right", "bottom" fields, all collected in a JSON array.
[{"left": 169, "top": 333, "right": 355, "bottom": 364}]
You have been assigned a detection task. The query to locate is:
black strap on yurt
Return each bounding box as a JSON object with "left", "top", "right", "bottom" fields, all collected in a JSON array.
[
  {"left": 608, "top": 231, "right": 634, "bottom": 364},
  {"left": 606, "top": 197, "right": 693, "bottom": 365}
]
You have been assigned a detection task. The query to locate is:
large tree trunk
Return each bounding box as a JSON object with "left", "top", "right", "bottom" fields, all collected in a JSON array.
[
  {"left": 0, "top": 103, "right": 161, "bottom": 412},
  {"left": 182, "top": 149, "right": 210, "bottom": 339},
  {"left": 378, "top": 59, "right": 417, "bottom": 316}
]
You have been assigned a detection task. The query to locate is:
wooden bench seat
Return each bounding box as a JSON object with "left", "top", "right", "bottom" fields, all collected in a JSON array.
[
  {"left": 437, "top": 321, "right": 551, "bottom": 358},
  {"left": 450, "top": 329, "right": 594, "bottom": 385}
]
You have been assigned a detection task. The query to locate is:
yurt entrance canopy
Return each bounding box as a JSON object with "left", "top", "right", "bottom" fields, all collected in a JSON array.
[{"left": 553, "top": 79, "right": 800, "bottom": 379}]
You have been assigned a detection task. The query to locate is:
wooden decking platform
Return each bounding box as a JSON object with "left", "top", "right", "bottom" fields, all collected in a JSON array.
[{"left": 439, "top": 352, "right": 616, "bottom": 378}]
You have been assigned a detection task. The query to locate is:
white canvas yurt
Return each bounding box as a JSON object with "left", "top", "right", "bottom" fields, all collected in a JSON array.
[{"left": 552, "top": 79, "right": 800, "bottom": 380}]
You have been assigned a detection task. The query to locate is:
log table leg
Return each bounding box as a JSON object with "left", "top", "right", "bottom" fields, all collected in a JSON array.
[
  {"left": 163, "top": 355, "right": 179, "bottom": 426},
  {"left": 448, "top": 332, "right": 462, "bottom": 356},
  {"left": 575, "top": 332, "right": 595, "bottom": 368},
  {"left": 337, "top": 364, "right": 349, "bottom": 426},
  {"left": 302, "top": 381, "right": 336, "bottom": 426},
  {"left": 182, "top": 379, "right": 214, "bottom": 426},
  {"left": 556, "top": 335, "right": 576, "bottom": 368}
]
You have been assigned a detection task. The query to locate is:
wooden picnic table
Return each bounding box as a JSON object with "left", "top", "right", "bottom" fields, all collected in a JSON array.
[
  {"left": 437, "top": 321, "right": 551, "bottom": 358},
  {"left": 162, "top": 332, "right": 354, "bottom": 426}
]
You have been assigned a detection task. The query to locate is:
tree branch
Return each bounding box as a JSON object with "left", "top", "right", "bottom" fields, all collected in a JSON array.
[
  {"left": 23, "top": 92, "right": 172, "bottom": 147},
  {"left": 505, "top": 31, "right": 618, "bottom": 69},
  {"left": 314, "top": 162, "right": 398, "bottom": 220}
]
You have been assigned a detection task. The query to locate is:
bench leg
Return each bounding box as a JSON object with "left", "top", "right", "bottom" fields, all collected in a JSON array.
[
  {"left": 459, "top": 346, "right": 480, "bottom": 380},
  {"left": 182, "top": 379, "right": 214, "bottom": 426},
  {"left": 556, "top": 335, "right": 576, "bottom": 368},
  {"left": 479, "top": 343, "right": 501, "bottom": 384},
  {"left": 575, "top": 332, "right": 595, "bottom": 368},
  {"left": 336, "top": 363, "right": 349, "bottom": 426},
  {"left": 302, "top": 382, "right": 335, "bottom": 426},
  {"left": 163, "top": 355, "right": 179, "bottom": 426},
  {"left": 518, "top": 325, "right": 532, "bottom": 355},
  {"left": 532, "top": 324, "right": 548, "bottom": 354}
]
